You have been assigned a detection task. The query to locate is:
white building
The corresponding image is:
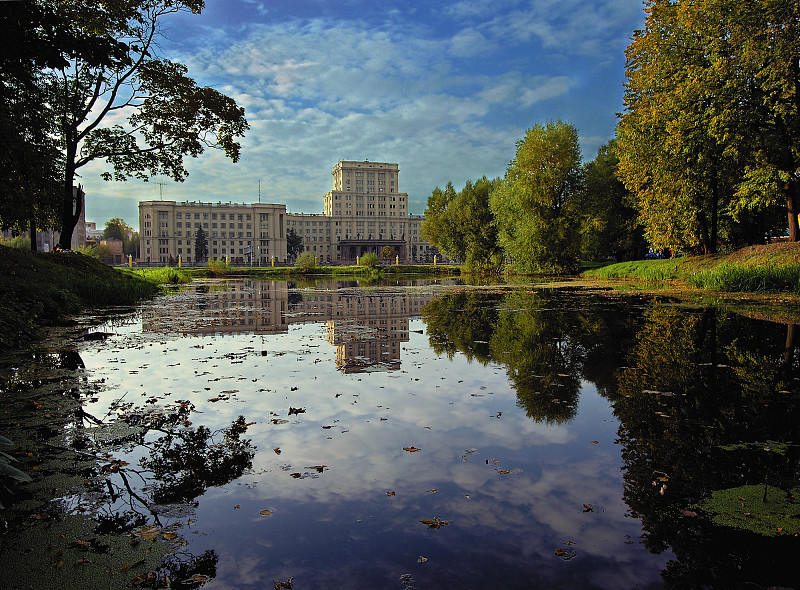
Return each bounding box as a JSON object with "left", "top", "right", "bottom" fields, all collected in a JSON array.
[{"left": 138, "top": 160, "right": 443, "bottom": 264}]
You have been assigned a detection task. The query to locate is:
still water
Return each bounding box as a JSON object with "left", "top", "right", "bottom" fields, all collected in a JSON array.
[{"left": 1, "top": 279, "right": 799, "bottom": 589}]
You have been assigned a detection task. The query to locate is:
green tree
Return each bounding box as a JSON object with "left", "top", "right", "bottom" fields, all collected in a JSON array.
[
  {"left": 490, "top": 120, "right": 582, "bottom": 273},
  {"left": 286, "top": 227, "right": 303, "bottom": 260},
  {"left": 618, "top": 0, "right": 800, "bottom": 250},
  {"left": 421, "top": 182, "right": 459, "bottom": 259},
  {"left": 421, "top": 177, "right": 501, "bottom": 271},
  {"left": 0, "top": 1, "right": 65, "bottom": 249},
  {"left": 722, "top": 1, "right": 800, "bottom": 241},
  {"left": 578, "top": 140, "right": 644, "bottom": 261},
  {"left": 40, "top": 0, "right": 248, "bottom": 250},
  {"left": 103, "top": 217, "right": 138, "bottom": 255},
  {"left": 294, "top": 251, "right": 317, "bottom": 271},
  {"left": 194, "top": 227, "right": 208, "bottom": 262},
  {"left": 617, "top": 0, "right": 738, "bottom": 254}
]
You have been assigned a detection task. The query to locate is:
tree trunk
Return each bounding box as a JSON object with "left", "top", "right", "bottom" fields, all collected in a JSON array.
[
  {"left": 58, "top": 182, "right": 83, "bottom": 250},
  {"left": 698, "top": 209, "right": 712, "bottom": 254},
  {"left": 710, "top": 172, "right": 718, "bottom": 252},
  {"left": 786, "top": 179, "right": 799, "bottom": 242},
  {"left": 29, "top": 214, "right": 37, "bottom": 251}
]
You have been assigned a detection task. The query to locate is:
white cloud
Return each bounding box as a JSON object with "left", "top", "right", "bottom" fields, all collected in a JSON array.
[{"left": 77, "top": 2, "right": 642, "bottom": 227}]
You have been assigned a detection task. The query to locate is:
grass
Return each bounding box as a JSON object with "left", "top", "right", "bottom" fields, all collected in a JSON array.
[
  {"left": 0, "top": 245, "right": 159, "bottom": 348},
  {"left": 583, "top": 242, "right": 800, "bottom": 294}
]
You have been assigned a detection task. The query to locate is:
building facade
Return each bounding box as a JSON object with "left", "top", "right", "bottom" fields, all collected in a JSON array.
[
  {"left": 138, "top": 160, "right": 442, "bottom": 265},
  {"left": 139, "top": 201, "right": 287, "bottom": 264}
]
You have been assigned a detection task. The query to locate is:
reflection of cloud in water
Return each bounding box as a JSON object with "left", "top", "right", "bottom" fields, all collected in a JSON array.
[{"left": 75, "top": 287, "right": 671, "bottom": 589}]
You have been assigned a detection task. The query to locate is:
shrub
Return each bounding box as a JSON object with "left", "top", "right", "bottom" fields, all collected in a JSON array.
[
  {"left": 295, "top": 252, "right": 318, "bottom": 272},
  {"left": 358, "top": 252, "right": 379, "bottom": 268},
  {"left": 208, "top": 258, "right": 230, "bottom": 277}
]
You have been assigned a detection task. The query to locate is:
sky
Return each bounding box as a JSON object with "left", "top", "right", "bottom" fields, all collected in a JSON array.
[{"left": 81, "top": 0, "right": 646, "bottom": 229}]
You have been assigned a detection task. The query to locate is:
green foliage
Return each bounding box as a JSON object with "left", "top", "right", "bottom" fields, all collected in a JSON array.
[
  {"left": 13, "top": 0, "right": 249, "bottom": 248},
  {"left": 207, "top": 258, "right": 230, "bottom": 277},
  {"left": 0, "top": 235, "right": 31, "bottom": 250},
  {"left": 490, "top": 120, "right": 582, "bottom": 274},
  {"left": 295, "top": 251, "right": 318, "bottom": 272},
  {"left": 585, "top": 243, "right": 800, "bottom": 294},
  {"left": 688, "top": 263, "right": 800, "bottom": 293},
  {"left": 142, "top": 267, "right": 192, "bottom": 285},
  {"left": 697, "top": 485, "right": 800, "bottom": 536},
  {"left": 73, "top": 244, "right": 97, "bottom": 257},
  {"left": 617, "top": 0, "right": 800, "bottom": 250},
  {"left": 381, "top": 245, "right": 395, "bottom": 260},
  {"left": 0, "top": 2, "right": 63, "bottom": 242},
  {"left": 578, "top": 140, "right": 644, "bottom": 261},
  {"left": 584, "top": 258, "right": 686, "bottom": 282},
  {"left": 358, "top": 252, "right": 379, "bottom": 268},
  {"left": 286, "top": 228, "right": 303, "bottom": 260},
  {"left": 0, "top": 245, "right": 158, "bottom": 347},
  {"left": 194, "top": 227, "right": 208, "bottom": 262},
  {"left": 422, "top": 177, "right": 502, "bottom": 271},
  {"left": 103, "top": 218, "right": 138, "bottom": 256}
]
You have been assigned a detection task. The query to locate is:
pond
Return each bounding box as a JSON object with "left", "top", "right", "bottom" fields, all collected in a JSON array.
[{"left": 1, "top": 278, "right": 799, "bottom": 589}]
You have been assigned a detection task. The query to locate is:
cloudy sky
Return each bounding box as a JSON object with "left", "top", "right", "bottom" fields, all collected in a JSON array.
[{"left": 82, "top": 0, "right": 645, "bottom": 228}]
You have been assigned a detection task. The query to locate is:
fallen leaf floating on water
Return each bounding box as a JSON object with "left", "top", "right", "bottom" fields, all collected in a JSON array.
[
  {"left": 497, "top": 470, "right": 512, "bottom": 475},
  {"left": 403, "top": 446, "right": 421, "bottom": 452},
  {"left": 417, "top": 556, "right": 428, "bottom": 564},
  {"left": 260, "top": 510, "right": 273, "bottom": 516},
  {"left": 420, "top": 517, "right": 451, "bottom": 529},
  {"left": 273, "top": 447, "right": 281, "bottom": 455},
  {"left": 583, "top": 504, "right": 594, "bottom": 512},
  {"left": 273, "top": 577, "right": 294, "bottom": 589},
  {"left": 387, "top": 491, "right": 396, "bottom": 496},
  {"left": 306, "top": 465, "right": 326, "bottom": 473},
  {"left": 590, "top": 441, "right": 599, "bottom": 444},
  {"left": 555, "top": 548, "right": 566, "bottom": 556}
]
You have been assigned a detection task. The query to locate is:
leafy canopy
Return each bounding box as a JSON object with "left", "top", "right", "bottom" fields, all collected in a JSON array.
[{"left": 490, "top": 120, "right": 583, "bottom": 274}]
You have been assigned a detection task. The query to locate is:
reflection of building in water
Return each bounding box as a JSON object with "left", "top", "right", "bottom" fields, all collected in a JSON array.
[
  {"left": 142, "top": 280, "right": 289, "bottom": 335},
  {"left": 142, "top": 281, "right": 441, "bottom": 371}
]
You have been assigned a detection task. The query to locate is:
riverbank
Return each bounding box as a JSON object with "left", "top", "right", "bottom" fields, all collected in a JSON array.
[
  {"left": 0, "top": 245, "right": 158, "bottom": 348},
  {"left": 5, "top": 241, "right": 800, "bottom": 350},
  {"left": 583, "top": 242, "right": 800, "bottom": 294},
  {"left": 119, "top": 261, "right": 460, "bottom": 283}
]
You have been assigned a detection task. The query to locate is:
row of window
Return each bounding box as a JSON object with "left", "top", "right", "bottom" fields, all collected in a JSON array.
[{"left": 173, "top": 212, "right": 252, "bottom": 221}]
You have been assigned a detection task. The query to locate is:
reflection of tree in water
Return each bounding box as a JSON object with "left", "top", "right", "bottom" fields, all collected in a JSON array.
[
  {"left": 0, "top": 344, "right": 251, "bottom": 589},
  {"left": 614, "top": 304, "right": 800, "bottom": 588},
  {"left": 422, "top": 291, "right": 499, "bottom": 363},
  {"left": 422, "top": 290, "right": 624, "bottom": 424},
  {"left": 489, "top": 292, "right": 585, "bottom": 424},
  {"left": 117, "top": 403, "right": 255, "bottom": 505}
]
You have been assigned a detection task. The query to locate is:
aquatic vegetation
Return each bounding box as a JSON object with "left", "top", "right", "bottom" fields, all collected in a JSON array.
[{"left": 697, "top": 485, "right": 800, "bottom": 536}]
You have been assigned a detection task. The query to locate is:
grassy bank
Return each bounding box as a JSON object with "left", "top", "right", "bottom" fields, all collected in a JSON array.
[
  {"left": 0, "top": 245, "right": 159, "bottom": 348},
  {"left": 584, "top": 242, "right": 800, "bottom": 294},
  {"left": 123, "top": 262, "right": 460, "bottom": 281}
]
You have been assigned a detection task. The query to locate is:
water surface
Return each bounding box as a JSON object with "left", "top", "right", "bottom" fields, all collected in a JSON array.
[{"left": 1, "top": 279, "right": 798, "bottom": 589}]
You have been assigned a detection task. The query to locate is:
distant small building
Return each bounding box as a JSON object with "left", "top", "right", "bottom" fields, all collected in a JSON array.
[
  {"left": 85, "top": 222, "right": 103, "bottom": 244},
  {"left": 100, "top": 238, "right": 124, "bottom": 265}
]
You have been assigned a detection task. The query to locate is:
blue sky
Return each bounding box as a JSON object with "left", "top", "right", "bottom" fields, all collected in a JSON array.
[{"left": 82, "top": 0, "right": 645, "bottom": 228}]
